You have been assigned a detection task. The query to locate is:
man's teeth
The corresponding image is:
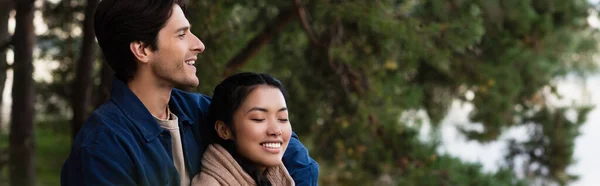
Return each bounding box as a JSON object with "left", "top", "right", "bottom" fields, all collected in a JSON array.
[
  {"left": 261, "top": 143, "right": 281, "bottom": 148},
  {"left": 185, "top": 61, "right": 195, "bottom": 65}
]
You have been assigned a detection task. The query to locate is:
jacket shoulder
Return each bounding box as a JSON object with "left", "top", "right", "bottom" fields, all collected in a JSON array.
[
  {"left": 170, "top": 89, "right": 212, "bottom": 106},
  {"left": 170, "top": 89, "right": 212, "bottom": 121},
  {"left": 72, "top": 102, "right": 134, "bottom": 149}
]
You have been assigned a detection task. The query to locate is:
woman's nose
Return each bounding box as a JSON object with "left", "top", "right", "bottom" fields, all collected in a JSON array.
[{"left": 267, "top": 120, "right": 282, "bottom": 136}]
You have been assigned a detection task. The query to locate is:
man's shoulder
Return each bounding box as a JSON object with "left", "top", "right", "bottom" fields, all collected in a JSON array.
[
  {"left": 170, "top": 88, "right": 212, "bottom": 106},
  {"left": 62, "top": 103, "right": 141, "bottom": 185},
  {"left": 87, "top": 101, "right": 131, "bottom": 130},
  {"left": 72, "top": 102, "right": 135, "bottom": 149},
  {"left": 170, "top": 89, "right": 212, "bottom": 120}
]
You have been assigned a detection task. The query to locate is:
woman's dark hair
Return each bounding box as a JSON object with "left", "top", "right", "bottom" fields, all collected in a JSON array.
[
  {"left": 94, "top": 0, "right": 187, "bottom": 81},
  {"left": 204, "top": 72, "right": 288, "bottom": 186}
]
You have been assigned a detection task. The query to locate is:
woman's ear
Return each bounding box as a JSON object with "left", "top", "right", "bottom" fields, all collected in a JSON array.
[
  {"left": 215, "top": 120, "right": 232, "bottom": 140},
  {"left": 129, "top": 41, "right": 152, "bottom": 63}
]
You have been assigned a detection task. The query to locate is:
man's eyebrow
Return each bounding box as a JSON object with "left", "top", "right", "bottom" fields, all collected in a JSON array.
[{"left": 174, "top": 26, "right": 190, "bottom": 33}]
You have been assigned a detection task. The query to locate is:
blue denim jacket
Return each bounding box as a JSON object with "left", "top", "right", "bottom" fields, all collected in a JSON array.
[{"left": 61, "top": 79, "right": 319, "bottom": 185}]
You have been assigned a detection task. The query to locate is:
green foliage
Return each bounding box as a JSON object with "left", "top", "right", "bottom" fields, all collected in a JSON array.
[
  {"left": 37, "top": 0, "right": 103, "bottom": 117},
  {"left": 32, "top": 0, "right": 599, "bottom": 185},
  {"left": 505, "top": 105, "right": 594, "bottom": 185},
  {"left": 184, "top": 0, "right": 598, "bottom": 184}
]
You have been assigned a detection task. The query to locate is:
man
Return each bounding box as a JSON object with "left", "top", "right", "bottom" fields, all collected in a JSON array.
[{"left": 60, "top": 0, "right": 319, "bottom": 185}]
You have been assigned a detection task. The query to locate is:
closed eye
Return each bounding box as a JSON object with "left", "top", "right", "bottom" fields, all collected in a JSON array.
[
  {"left": 279, "top": 119, "right": 288, "bottom": 122},
  {"left": 251, "top": 119, "right": 265, "bottom": 122}
]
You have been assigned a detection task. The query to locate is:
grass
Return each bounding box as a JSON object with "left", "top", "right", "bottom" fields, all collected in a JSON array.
[{"left": 0, "top": 118, "right": 71, "bottom": 186}]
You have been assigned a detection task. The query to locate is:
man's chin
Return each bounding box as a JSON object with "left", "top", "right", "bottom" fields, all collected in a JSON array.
[
  {"left": 173, "top": 79, "right": 199, "bottom": 91},
  {"left": 189, "top": 78, "right": 200, "bottom": 87}
]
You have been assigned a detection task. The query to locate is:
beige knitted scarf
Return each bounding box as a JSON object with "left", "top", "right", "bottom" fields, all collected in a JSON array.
[{"left": 197, "top": 144, "right": 295, "bottom": 186}]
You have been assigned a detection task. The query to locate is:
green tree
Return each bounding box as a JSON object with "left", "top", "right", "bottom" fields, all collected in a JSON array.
[
  {"left": 19, "top": 0, "right": 597, "bottom": 185},
  {"left": 186, "top": 0, "right": 597, "bottom": 185}
]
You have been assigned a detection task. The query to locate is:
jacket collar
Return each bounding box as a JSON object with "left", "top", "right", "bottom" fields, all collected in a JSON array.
[
  {"left": 167, "top": 90, "right": 193, "bottom": 126},
  {"left": 109, "top": 78, "right": 193, "bottom": 142}
]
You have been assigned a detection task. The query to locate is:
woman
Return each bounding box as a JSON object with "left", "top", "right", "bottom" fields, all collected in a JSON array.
[{"left": 192, "top": 72, "right": 295, "bottom": 186}]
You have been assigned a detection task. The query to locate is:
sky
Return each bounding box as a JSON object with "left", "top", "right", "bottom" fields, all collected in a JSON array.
[{"left": 423, "top": 74, "right": 600, "bottom": 186}]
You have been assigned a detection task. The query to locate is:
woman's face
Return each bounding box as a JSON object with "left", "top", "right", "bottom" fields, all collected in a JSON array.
[{"left": 231, "top": 85, "right": 292, "bottom": 169}]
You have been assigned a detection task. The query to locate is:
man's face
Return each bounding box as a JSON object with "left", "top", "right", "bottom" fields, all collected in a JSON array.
[{"left": 148, "top": 5, "right": 204, "bottom": 87}]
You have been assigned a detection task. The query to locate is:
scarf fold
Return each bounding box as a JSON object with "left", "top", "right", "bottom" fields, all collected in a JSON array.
[{"left": 192, "top": 144, "right": 295, "bottom": 186}]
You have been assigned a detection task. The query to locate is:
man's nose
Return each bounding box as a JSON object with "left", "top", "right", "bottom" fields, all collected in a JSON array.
[{"left": 190, "top": 33, "right": 205, "bottom": 53}]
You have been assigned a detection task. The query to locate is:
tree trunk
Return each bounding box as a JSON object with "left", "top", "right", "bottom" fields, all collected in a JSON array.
[
  {"left": 71, "top": 0, "right": 99, "bottom": 140},
  {"left": 0, "top": 0, "right": 13, "bottom": 133},
  {"left": 9, "top": 0, "right": 36, "bottom": 185}
]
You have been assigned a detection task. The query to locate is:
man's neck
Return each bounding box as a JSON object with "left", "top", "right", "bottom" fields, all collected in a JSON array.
[{"left": 128, "top": 72, "right": 173, "bottom": 120}]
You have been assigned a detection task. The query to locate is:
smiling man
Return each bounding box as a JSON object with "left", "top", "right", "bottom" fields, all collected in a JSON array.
[{"left": 60, "top": 0, "right": 319, "bottom": 185}]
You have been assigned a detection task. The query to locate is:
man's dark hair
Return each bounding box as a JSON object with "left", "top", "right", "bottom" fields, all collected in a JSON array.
[{"left": 94, "top": 0, "right": 187, "bottom": 81}]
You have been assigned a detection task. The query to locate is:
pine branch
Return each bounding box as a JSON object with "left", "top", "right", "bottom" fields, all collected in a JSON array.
[
  {"left": 223, "top": 8, "right": 296, "bottom": 76},
  {"left": 292, "top": 0, "right": 323, "bottom": 47}
]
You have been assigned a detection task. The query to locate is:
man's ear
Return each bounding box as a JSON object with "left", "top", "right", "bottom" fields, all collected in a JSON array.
[
  {"left": 129, "top": 41, "right": 152, "bottom": 63},
  {"left": 215, "top": 121, "right": 232, "bottom": 140}
]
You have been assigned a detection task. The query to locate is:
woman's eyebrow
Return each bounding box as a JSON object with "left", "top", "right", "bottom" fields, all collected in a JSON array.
[
  {"left": 246, "top": 107, "right": 268, "bottom": 114},
  {"left": 245, "top": 107, "right": 288, "bottom": 113}
]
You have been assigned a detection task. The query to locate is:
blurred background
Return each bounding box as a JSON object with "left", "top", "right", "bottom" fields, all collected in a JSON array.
[{"left": 0, "top": 0, "right": 599, "bottom": 185}]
